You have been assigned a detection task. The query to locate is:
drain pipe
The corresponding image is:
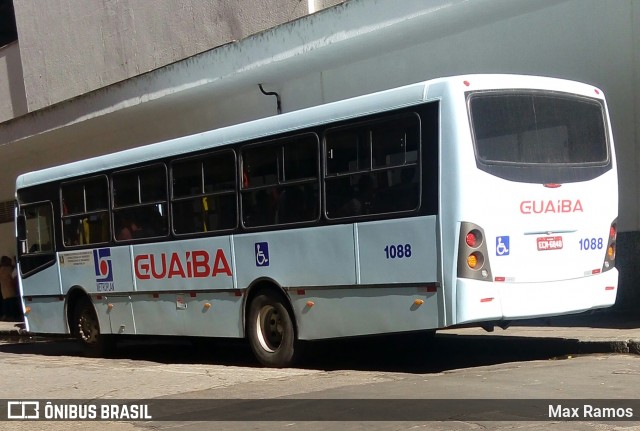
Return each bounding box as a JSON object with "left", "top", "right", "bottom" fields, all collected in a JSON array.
[{"left": 258, "top": 84, "right": 282, "bottom": 115}]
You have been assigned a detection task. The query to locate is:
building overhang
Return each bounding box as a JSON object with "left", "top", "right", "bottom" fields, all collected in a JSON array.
[{"left": 0, "top": 0, "right": 561, "bottom": 187}]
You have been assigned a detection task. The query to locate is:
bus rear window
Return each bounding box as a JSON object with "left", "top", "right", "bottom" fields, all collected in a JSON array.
[
  {"left": 471, "top": 93, "right": 608, "bottom": 164},
  {"left": 469, "top": 92, "right": 610, "bottom": 183}
]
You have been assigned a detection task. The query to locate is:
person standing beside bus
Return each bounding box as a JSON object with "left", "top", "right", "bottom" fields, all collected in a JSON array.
[{"left": 0, "top": 256, "right": 19, "bottom": 321}]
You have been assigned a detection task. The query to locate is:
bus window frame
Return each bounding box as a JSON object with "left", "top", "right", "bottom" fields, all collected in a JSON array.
[
  {"left": 60, "top": 174, "right": 111, "bottom": 248},
  {"left": 111, "top": 162, "right": 169, "bottom": 243},
  {"left": 322, "top": 111, "right": 422, "bottom": 221},
  {"left": 170, "top": 148, "right": 239, "bottom": 237},
  {"left": 239, "top": 132, "right": 321, "bottom": 230},
  {"left": 17, "top": 200, "right": 57, "bottom": 277}
]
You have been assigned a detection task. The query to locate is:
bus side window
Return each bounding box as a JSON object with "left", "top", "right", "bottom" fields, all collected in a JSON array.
[
  {"left": 325, "top": 113, "right": 420, "bottom": 219},
  {"left": 241, "top": 134, "right": 319, "bottom": 228},
  {"left": 171, "top": 150, "right": 237, "bottom": 235},
  {"left": 61, "top": 176, "right": 110, "bottom": 246},
  {"left": 113, "top": 165, "right": 168, "bottom": 241},
  {"left": 19, "top": 202, "right": 56, "bottom": 274}
]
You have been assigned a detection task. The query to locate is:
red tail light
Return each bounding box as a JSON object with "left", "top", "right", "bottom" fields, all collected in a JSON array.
[
  {"left": 602, "top": 219, "right": 617, "bottom": 272},
  {"left": 465, "top": 229, "right": 483, "bottom": 248}
]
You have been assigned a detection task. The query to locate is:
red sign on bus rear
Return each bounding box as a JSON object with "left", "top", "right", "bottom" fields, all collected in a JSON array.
[{"left": 537, "top": 236, "right": 563, "bottom": 251}]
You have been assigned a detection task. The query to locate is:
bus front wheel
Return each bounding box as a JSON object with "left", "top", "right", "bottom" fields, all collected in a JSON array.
[
  {"left": 247, "top": 292, "right": 297, "bottom": 367},
  {"left": 73, "top": 298, "right": 113, "bottom": 357}
]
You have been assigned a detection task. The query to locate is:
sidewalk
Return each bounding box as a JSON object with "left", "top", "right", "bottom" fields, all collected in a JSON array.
[
  {"left": 0, "top": 319, "right": 26, "bottom": 337},
  {"left": 1, "top": 310, "right": 639, "bottom": 354},
  {"left": 440, "top": 310, "right": 640, "bottom": 354}
]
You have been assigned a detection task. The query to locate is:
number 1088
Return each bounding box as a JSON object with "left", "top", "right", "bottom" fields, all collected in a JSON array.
[
  {"left": 384, "top": 244, "right": 412, "bottom": 259},
  {"left": 578, "top": 238, "right": 603, "bottom": 250}
]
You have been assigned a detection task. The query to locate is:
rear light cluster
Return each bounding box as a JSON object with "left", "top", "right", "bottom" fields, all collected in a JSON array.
[
  {"left": 602, "top": 220, "right": 617, "bottom": 272},
  {"left": 465, "top": 229, "right": 484, "bottom": 270},
  {"left": 458, "top": 222, "right": 492, "bottom": 281}
]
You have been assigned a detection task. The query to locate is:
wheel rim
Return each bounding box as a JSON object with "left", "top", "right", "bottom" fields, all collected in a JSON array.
[
  {"left": 255, "top": 304, "right": 283, "bottom": 353},
  {"left": 78, "top": 308, "right": 99, "bottom": 345}
]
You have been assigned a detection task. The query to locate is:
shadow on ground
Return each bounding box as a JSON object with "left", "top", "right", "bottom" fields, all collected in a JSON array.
[
  {"left": 0, "top": 330, "right": 620, "bottom": 374},
  {"left": 512, "top": 309, "right": 640, "bottom": 330},
  {"left": 0, "top": 309, "right": 636, "bottom": 372}
]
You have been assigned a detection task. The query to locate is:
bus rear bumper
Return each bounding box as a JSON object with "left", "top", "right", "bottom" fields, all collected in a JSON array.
[{"left": 454, "top": 269, "right": 619, "bottom": 325}]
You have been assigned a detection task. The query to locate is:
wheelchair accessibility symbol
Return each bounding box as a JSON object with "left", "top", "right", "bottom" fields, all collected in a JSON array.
[
  {"left": 496, "top": 236, "right": 510, "bottom": 256},
  {"left": 255, "top": 242, "right": 270, "bottom": 267}
]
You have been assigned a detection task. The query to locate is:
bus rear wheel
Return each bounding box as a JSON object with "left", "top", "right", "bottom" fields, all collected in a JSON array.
[
  {"left": 73, "top": 298, "right": 113, "bottom": 357},
  {"left": 247, "top": 292, "right": 297, "bottom": 367}
]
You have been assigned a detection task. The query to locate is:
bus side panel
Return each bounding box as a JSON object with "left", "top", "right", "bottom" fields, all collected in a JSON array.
[
  {"left": 59, "top": 247, "right": 134, "bottom": 294},
  {"left": 127, "top": 237, "right": 239, "bottom": 337},
  {"left": 128, "top": 292, "right": 243, "bottom": 337},
  {"left": 23, "top": 297, "right": 68, "bottom": 334},
  {"left": 357, "top": 216, "right": 438, "bottom": 284},
  {"left": 233, "top": 225, "right": 357, "bottom": 289},
  {"left": 291, "top": 217, "right": 442, "bottom": 340},
  {"left": 293, "top": 286, "right": 441, "bottom": 340},
  {"left": 21, "top": 263, "right": 62, "bottom": 297},
  {"left": 21, "top": 264, "right": 69, "bottom": 334},
  {"left": 101, "top": 295, "right": 135, "bottom": 335}
]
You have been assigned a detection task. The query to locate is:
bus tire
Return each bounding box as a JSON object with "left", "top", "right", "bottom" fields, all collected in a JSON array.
[
  {"left": 73, "top": 298, "right": 113, "bottom": 357},
  {"left": 247, "top": 292, "right": 297, "bottom": 367}
]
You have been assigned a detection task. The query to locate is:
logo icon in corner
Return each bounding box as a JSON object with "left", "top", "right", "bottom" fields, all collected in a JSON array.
[
  {"left": 93, "top": 248, "right": 113, "bottom": 282},
  {"left": 93, "top": 249, "right": 115, "bottom": 292},
  {"left": 7, "top": 401, "right": 40, "bottom": 419}
]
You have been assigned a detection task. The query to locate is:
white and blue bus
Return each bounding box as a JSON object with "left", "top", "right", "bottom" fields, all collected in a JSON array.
[{"left": 15, "top": 75, "right": 618, "bottom": 367}]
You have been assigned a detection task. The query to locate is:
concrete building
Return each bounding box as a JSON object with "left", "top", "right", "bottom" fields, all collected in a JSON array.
[{"left": 1, "top": 0, "right": 639, "bottom": 307}]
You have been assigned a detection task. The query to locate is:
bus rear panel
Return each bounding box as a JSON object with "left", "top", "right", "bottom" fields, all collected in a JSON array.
[{"left": 451, "top": 80, "right": 617, "bottom": 325}]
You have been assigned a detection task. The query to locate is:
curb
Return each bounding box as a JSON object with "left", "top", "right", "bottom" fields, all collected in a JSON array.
[
  {"left": 0, "top": 324, "right": 28, "bottom": 338},
  {"left": 627, "top": 340, "right": 640, "bottom": 355},
  {"left": 574, "top": 339, "right": 640, "bottom": 355}
]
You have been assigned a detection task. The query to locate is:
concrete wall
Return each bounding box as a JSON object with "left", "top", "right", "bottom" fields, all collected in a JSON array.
[
  {"left": 0, "top": 42, "right": 27, "bottom": 121},
  {"left": 11, "top": 0, "right": 319, "bottom": 113}
]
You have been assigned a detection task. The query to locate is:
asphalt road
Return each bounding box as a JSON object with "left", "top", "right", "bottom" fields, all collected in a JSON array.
[{"left": 0, "top": 333, "right": 639, "bottom": 431}]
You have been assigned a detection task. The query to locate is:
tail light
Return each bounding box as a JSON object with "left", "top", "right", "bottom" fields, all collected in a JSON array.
[
  {"left": 467, "top": 252, "right": 485, "bottom": 270},
  {"left": 465, "top": 229, "right": 483, "bottom": 248},
  {"left": 602, "top": 219, "right": 617, "bottom": 272},
  {"left": 458, "top": 222, "right": 492, "bottom": 281},
  {"left": 467, "top": 253, "right": 478, "bottom": 268}
]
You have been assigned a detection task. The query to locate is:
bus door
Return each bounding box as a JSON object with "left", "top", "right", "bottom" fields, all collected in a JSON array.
[{"left": 17, "top": 201, "right": 67, "bottom": 333}]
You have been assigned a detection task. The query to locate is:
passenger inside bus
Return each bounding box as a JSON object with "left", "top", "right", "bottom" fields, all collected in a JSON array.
[
  {"left": 339, "top": 174, "right": 376, "bottom": 217},
  {"left": 116, "top": 215, "right": 141, "bottom": 240}
]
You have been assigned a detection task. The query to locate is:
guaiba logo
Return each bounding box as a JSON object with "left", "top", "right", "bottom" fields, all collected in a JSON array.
[
  {"left": 93, "top": 248, "right": 115, "bottom": 292},
  {"left": 520, "top": 199, "right": 583, "bottom": 214},
  {"left": 134, "top": 249, "right": 232, "bottom": 280}
]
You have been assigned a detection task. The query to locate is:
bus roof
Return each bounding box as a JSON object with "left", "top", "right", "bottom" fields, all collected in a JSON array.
[{"left": 15, "top": 74, "right": 604, "bottom": 190}]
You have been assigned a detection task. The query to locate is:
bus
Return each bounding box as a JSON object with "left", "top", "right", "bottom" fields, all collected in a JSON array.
[{"left": 15, "top": 74, "right": 618, "bottom": 367}]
